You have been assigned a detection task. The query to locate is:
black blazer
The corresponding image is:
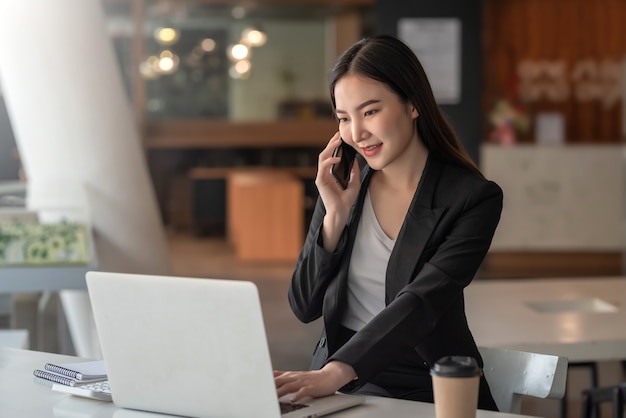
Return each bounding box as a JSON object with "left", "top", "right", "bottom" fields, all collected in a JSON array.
[{"left": 288, "top": 154, "right": 503, "bottom": 390}]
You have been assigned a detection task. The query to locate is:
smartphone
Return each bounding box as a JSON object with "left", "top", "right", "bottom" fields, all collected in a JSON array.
[{"left": 330, "top": 139, "right": 357, "bottom": 190}]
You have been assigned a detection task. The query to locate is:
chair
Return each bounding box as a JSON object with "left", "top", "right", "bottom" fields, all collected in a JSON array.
[
  {"left": 478, "top": 346, "right": 568, "bottom": 413},
  {"left": 563, "top": 362, "right": 599, "bottom": 418},
  {"left": 581, "top": 383, "right": 626, "bottom": 418}
]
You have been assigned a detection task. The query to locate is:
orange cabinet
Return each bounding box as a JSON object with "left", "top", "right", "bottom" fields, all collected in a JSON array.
[{"left": 227, "top": 169, "right": 304, "bottom": 262}]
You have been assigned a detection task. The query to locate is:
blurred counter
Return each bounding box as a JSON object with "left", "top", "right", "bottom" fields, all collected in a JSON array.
[{"left": 479, "top": 144, "right": 625, "bottom": 278}]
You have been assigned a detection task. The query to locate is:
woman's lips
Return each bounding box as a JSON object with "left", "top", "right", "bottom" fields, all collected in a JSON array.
[{"left": 362, "top": 144, "right": 382, "bottom": 157}]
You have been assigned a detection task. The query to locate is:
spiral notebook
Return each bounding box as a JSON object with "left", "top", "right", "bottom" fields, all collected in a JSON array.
[
  {"left": 86, "top": 271, "right": 365, "bottom": 418},
  {"left": 45, "top": 360, "right": 107, "bottom": 380},
  {"left": 33, "top": 360, "right": 107, "bottom": 386}
]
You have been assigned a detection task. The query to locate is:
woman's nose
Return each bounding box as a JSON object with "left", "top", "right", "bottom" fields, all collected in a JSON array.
[{"left": 351, "top": 123, "right": 369, "bottom": 143}]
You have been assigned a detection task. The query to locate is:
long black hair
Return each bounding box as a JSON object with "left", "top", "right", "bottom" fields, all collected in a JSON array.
[{"left": 329, "top": 35, "right": 482, "bottom": 176}]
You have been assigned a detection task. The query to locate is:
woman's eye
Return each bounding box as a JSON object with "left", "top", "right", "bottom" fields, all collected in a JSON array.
[
  {"left": 365, "top": 109, "right": 378, "bottom": 116},
  {"left": 337, "top": 117, "right": 348, "bottom": 123}
]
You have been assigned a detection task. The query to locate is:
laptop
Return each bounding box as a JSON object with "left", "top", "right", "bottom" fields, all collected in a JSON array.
[{"left": 85, "top": 271, "right": 365, "bottom": 418}]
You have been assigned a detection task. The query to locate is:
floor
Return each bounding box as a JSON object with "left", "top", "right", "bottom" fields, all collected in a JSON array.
[{"left": 166, "top": 233, "right": 624, "bottom": 418}]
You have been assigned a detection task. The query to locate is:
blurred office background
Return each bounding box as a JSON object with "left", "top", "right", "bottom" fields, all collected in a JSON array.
[{"left": 1, "top": 1, "right": 625, "bottom": 417}]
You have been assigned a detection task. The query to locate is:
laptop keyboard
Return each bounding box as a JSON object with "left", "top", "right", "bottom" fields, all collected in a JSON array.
[
  {"left": 54, "top": 380, "right": 309, "bottom": 414},
  {"left": 52, "top": 380, "right": 112, "bottom": 402},
  {"left": 280, "top": 401, "right": 309, "bottom": 415},
  {"left": 82, "top": 381, "right": 111, "bottom": 394}
]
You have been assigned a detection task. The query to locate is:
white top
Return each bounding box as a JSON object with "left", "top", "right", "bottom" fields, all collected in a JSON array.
[{"left": 342, "top": 192, "right": 395, "bottom": 331}]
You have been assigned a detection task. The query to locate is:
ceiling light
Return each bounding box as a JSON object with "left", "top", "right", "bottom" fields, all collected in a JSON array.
[
  {"left": 200, "top": 38, "right": 216, "bottom": 52},
  {"left": 235, "top": 59, "right": 251, "bottom": 74},
  {"left": 154, "top": 27, "right": 179, "bottom": 45},
  {"left": 228, "top": 43, "right": 249, "bottom": 61},
  {"left": 242, "top": 28, "right": 267, "bottom": 47},
  {"left": 231, "top": 6, "right": 246, "bottom": 19}
]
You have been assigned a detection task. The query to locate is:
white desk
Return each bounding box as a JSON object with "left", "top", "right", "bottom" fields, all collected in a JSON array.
[
  {"left": 0, "top": 348, "right": 541, "bottom": 418},
  {"left": 466, "top": 277, "right": 626, "bottom": 363}
]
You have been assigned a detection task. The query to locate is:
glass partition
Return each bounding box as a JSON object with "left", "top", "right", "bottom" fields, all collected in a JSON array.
[{"left": 102, "top": 0, "right": 372, "bottom": 122}]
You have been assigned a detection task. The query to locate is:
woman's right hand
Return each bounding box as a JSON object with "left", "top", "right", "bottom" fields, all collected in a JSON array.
[{"left": 315, "top": 132, "right": 361, "bottom": 252}]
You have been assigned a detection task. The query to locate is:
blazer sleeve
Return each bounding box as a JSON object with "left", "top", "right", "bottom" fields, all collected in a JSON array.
[
  {"left": 288, "top": 196, "right": 350, "bottom": 324},
  {"left": 329, "top": 179, "right": 503, "bottom": 383}
]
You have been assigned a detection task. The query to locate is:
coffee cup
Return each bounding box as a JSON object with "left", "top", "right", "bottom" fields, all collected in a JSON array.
[{"left": 430, "top": 356, "right": 482, "bottom": 418}]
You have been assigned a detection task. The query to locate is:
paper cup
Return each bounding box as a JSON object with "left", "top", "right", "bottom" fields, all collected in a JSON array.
[{"left": 430, "top": 356, "right": 482, "bottom": 418}]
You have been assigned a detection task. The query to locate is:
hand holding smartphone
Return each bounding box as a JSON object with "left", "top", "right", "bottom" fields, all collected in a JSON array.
[{"left": 330, "top": 139, "right": 357, "bottom": 190}]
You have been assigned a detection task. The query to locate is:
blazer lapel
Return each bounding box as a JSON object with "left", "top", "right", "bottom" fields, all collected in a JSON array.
[{"left": 385, "top": 155, "right": 444, "bottom": 303}]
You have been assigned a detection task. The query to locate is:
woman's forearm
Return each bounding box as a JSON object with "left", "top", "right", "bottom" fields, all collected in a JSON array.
[{"left": 321, "top": 211, "right": 349, "bottom": 253}]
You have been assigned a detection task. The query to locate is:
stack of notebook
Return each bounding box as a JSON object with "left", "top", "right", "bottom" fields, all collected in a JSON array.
[{"left": 33, "top": 359, "right": 107, "bottom": 387}]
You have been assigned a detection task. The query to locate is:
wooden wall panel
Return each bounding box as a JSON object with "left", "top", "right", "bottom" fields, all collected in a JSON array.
[{"left": 483, "top": 0, "right": 626, "bottom": 143}]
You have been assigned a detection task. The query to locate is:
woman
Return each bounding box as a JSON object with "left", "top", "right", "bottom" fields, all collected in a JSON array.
[{"left": 274, "top": 35, "right": 502, "bottom": 411}]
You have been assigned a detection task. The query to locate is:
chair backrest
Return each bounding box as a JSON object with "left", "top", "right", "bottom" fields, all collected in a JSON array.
[{"left": 478, "top": 346, "right": 568, "bottom": 413}]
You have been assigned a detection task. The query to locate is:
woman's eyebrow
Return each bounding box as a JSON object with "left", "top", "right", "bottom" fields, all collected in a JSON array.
[{"left": 335, "top": 99, "right": 381, "bottom": 114}]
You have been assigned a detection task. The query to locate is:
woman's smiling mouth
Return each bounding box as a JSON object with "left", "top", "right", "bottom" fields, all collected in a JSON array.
[{"left": 361, "top": 143, "right": 382, "bottom": 157}]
